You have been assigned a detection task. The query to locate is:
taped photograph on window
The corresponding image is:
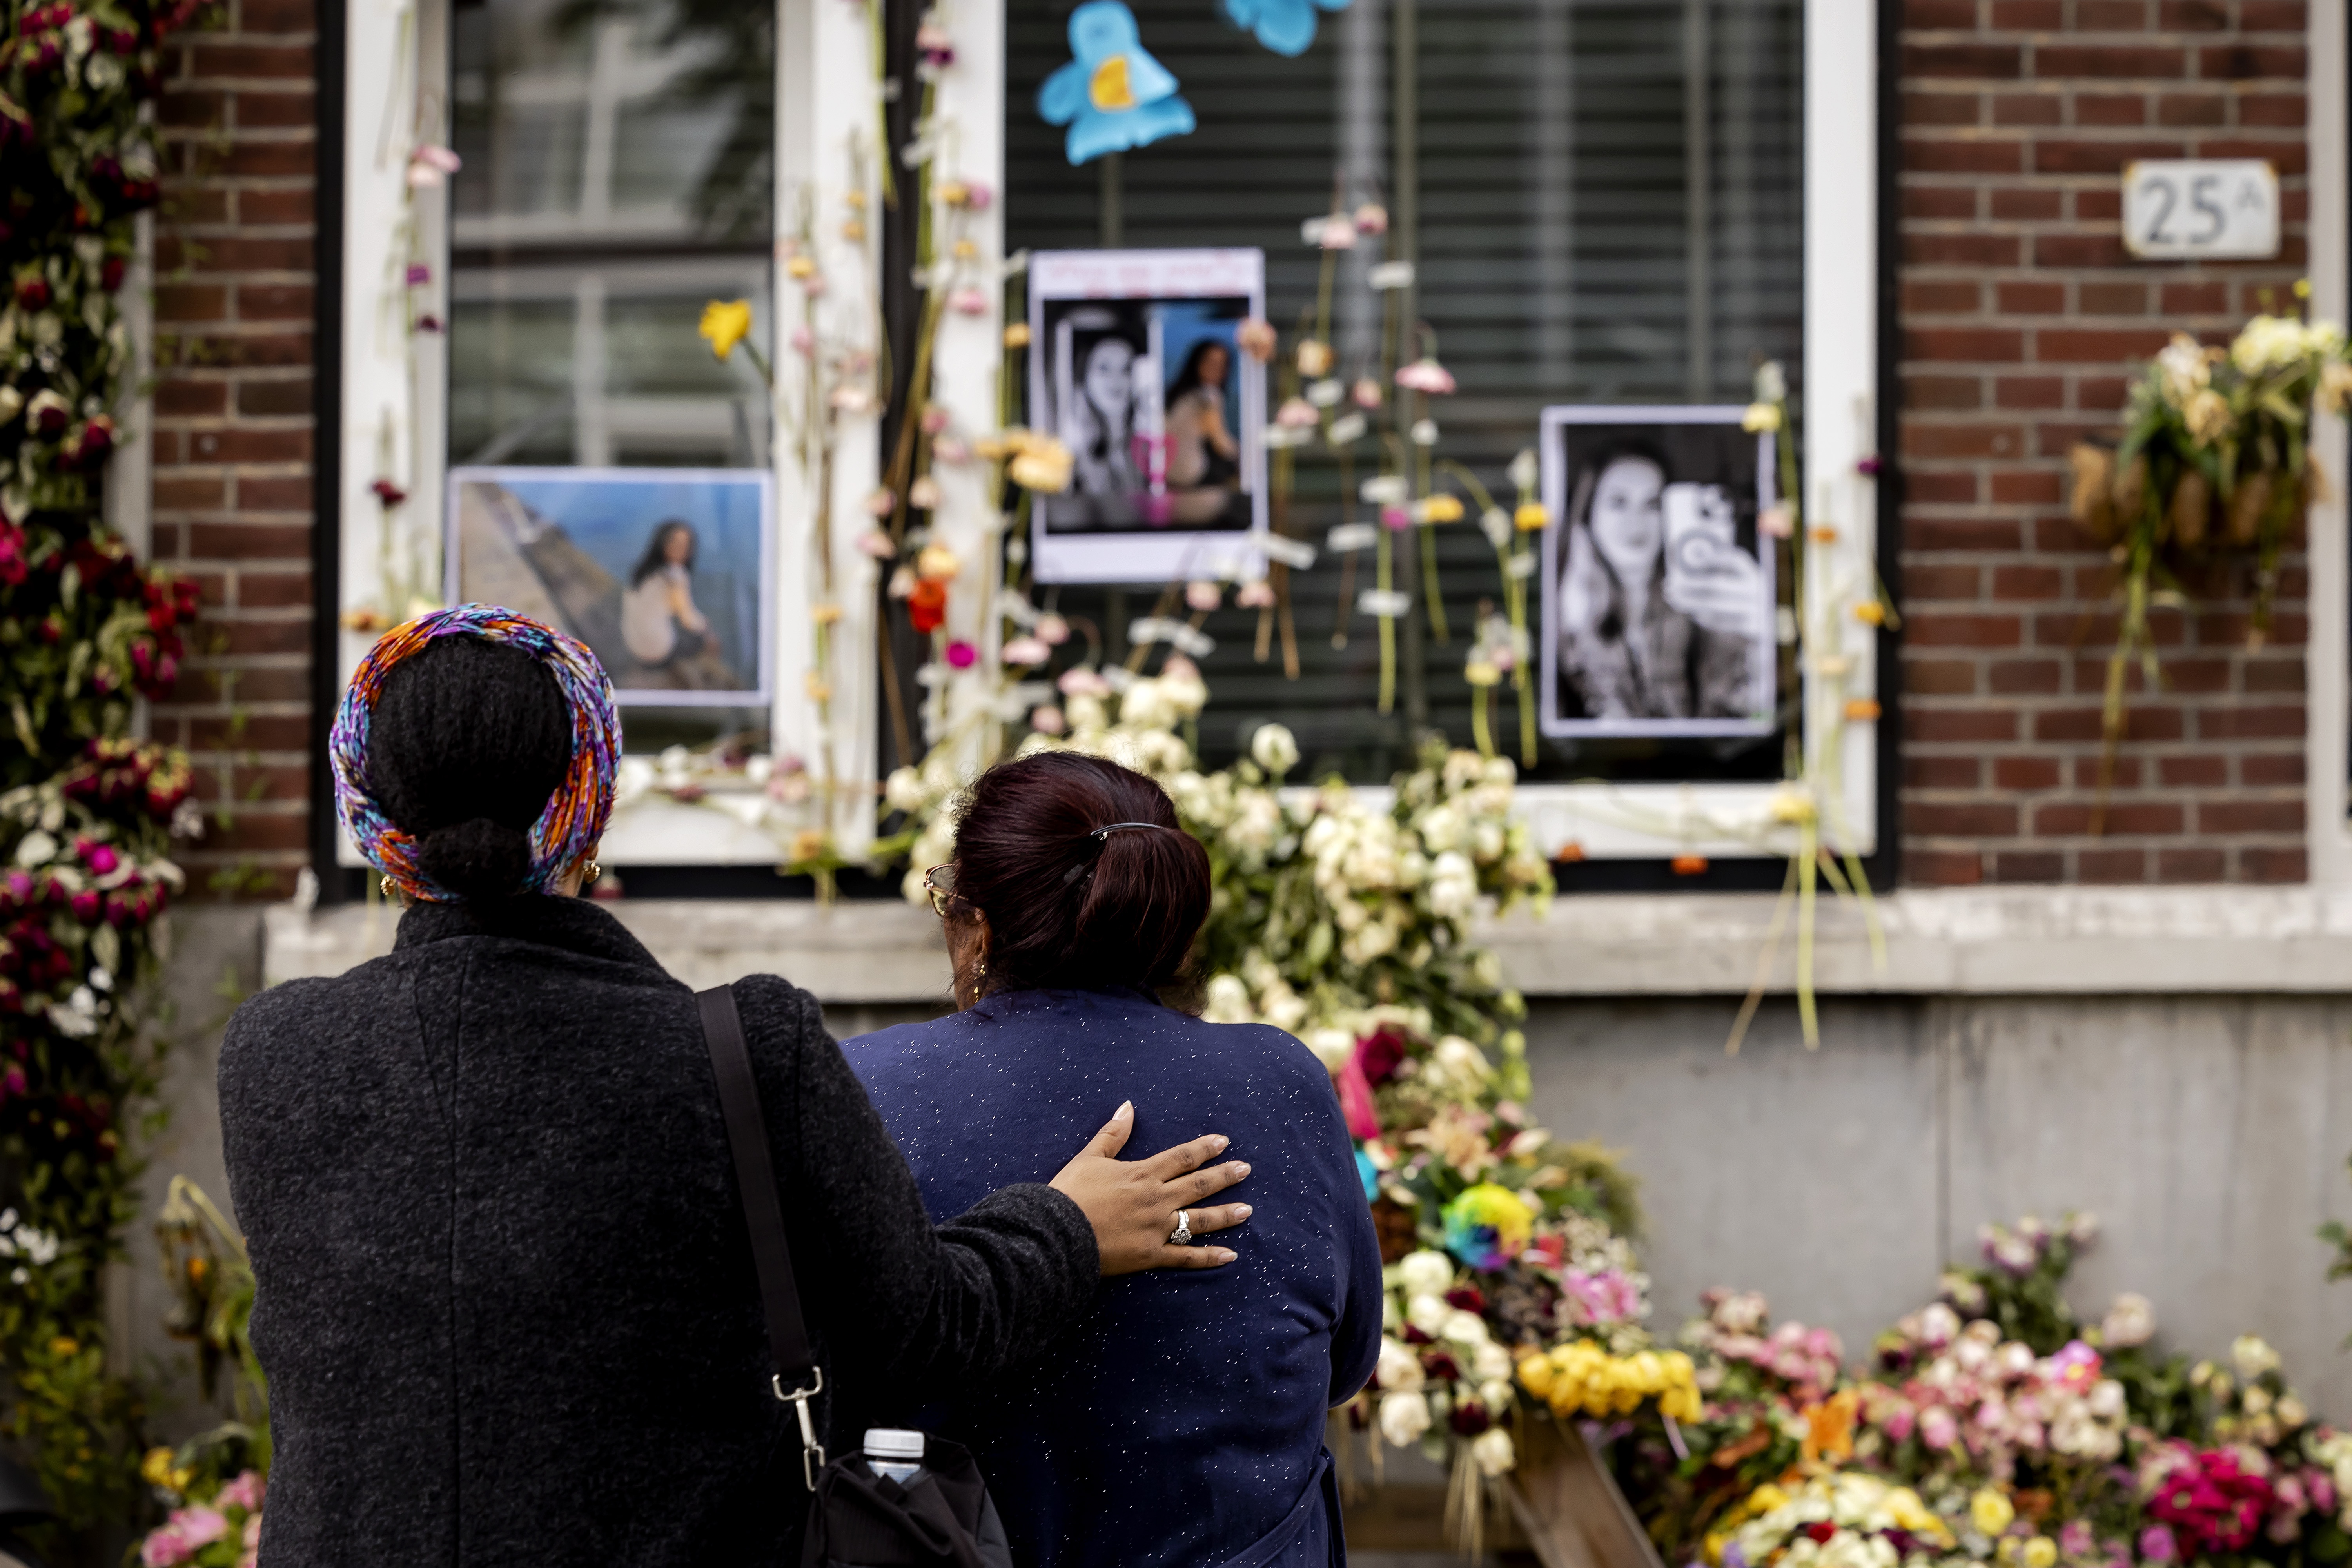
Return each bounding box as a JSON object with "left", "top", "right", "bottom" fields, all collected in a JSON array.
[
  {"left": 1537, "top": 408, "right": 1777, "bottom": 738},
  {"left": 445, "top": 466, "right": 772, "bottom": 706},
  {"left": 1028, "top": 248, "right": 1268, "bottom": 584}
]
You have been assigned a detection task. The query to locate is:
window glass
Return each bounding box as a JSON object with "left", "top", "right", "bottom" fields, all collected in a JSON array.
[
  {"left": 448, "top": 0, "right": 775, "bottom": 751},
  {"left": 1003, "top": 0, "right": 1803, "bottom": 783}
]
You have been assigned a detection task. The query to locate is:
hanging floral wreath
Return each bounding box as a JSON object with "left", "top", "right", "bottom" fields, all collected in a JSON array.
[{"left": 0, "top": 0, "right": 212, "bottom": 1535}]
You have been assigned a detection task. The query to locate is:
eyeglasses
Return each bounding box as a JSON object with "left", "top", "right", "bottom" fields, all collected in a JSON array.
[{"left": 922, "top": 864, "right": 960, "bottom": 917}]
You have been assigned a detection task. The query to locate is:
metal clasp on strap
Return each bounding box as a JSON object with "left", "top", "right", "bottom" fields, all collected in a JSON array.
[{"left": 773, "top": 1366, "right": 826, "bottom": 1492}]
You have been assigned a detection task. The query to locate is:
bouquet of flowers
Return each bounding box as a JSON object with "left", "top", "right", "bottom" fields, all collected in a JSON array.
[
  {"left": 1604, "top": 1214, "right": 2352, "bottom": 1568},
  {"left": 2066, "top": 309, "right": 2352, "bottom": 820}
]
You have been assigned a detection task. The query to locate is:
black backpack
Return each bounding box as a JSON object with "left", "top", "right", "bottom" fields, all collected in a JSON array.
[{"left": 696, "top": 985, "right": 1015, "bottom": 1568}]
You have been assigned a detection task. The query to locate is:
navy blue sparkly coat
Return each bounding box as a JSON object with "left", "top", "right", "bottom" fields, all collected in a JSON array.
[{"left": 845, "top": 986, "right": 1385, "bottom": 1568}]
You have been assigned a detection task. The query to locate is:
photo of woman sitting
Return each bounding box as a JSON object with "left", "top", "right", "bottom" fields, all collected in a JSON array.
[{"left": 620, "top": 518, "right": 711, "bottom": 669}]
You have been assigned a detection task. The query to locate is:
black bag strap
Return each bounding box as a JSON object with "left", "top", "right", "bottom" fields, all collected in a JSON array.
[{"left": 696, "top": 983, "right": 828, "bottom": 1490}]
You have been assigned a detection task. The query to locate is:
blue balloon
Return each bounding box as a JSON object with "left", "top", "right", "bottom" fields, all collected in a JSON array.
[
  {"left": 1037, "top": 0, "right": 1198, "bottom": 166},
  {"left": 1220, "top": 0, "right": 1348, "bottom": 58}
]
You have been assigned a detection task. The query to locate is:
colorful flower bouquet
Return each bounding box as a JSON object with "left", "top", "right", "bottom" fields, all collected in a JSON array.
[{"left": 1595, "top": 1213, "right": 2352, "bottom": 1568}]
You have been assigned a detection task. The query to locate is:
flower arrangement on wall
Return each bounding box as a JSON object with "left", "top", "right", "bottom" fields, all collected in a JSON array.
[
  {"left": 0, "top": 0, "right": 210, "bottom": 1532},
  {"left": 2068, "top": 304, "right": 2351, "bottom": 825}
]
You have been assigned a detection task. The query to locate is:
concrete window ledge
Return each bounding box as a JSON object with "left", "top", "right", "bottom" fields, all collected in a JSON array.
[{"left": 262, "top": 885, "right": 2352, "bottom": 1004}]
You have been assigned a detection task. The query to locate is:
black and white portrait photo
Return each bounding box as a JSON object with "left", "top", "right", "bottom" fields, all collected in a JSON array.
[
  {"left": 1537, "top": 408, "right": 1778, "bottom": 738},
  {"left": 1027, "top": 249, "right": 1267, "bottom": 584}
]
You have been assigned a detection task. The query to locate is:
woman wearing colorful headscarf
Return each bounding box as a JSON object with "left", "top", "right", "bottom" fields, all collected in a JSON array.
[{"left": 217, "top": 606, "right": 1254, "bottom": 1567}]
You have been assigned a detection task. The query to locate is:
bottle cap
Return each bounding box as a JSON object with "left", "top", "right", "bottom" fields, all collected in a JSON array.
[{"left": 864, "top": 1428, "right": 925, "bottom": 1463}]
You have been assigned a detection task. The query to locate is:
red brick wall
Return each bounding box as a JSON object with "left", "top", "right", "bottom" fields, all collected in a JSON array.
[
  {"left": 1898, "top": 0, "right": 2312, "bottom": 886},
  {"left": 137, "top": 0, "right": 2325, "bottom": 897},
  {"left": 149, "top": 0, "right": 317, "bottom": 899}
]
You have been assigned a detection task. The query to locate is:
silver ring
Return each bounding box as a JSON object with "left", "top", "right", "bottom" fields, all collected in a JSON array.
[{"left": 1169, "top": 1210, "right": 1192, "bottom": 1246}]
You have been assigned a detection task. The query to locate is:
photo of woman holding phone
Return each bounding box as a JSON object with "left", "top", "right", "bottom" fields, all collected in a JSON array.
[{"left": 1541, "top": 415, "right": 1778, "bottom": 737}]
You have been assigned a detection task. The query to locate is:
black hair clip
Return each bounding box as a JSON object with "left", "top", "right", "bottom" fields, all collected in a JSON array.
[{"left": 1060, "top": 822, "right": 1169, "bottom": 885}]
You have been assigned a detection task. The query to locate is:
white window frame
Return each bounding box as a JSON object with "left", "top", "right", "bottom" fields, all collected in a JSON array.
[
  {"left": 331, "top": 0, "right": 1880, "bottom": 869},
  {"left": 2307, "top": 4, "right": 2351, "bottom": 888}
]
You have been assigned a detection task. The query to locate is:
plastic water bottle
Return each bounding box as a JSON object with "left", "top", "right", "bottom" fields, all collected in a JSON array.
[{"left": 864, "top": 1428, "right": 925, "bottom": 1486}]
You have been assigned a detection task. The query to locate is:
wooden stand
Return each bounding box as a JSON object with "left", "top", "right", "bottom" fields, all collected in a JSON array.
[{"left": 1504, "top": 1416, "right": 1669, "bottom": 1568}]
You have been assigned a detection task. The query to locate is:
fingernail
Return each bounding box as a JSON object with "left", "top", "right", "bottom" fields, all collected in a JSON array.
[
  {"left": 1234, "top": 1204, "right": 1253, "bottom": 1218},
  {"left": 1211, "top": 1136, "right": 1229, "bottom": 1153},
  {"left": 1233, "top": 1162, "right": 1251, "bottom": 1177},
  {"left": 1116, "top": 1100, "right": 1133, "bottom": 1118},
  {"left": 1214, "top": 1249, "right": 1237, "bottom": 1263}
]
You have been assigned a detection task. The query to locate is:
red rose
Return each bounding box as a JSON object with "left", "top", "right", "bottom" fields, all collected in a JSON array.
[
  {"left": 100, "top": 255, "right": 125, "bottom": 291},
  {"left": 14, "top": 276, "right": 49, "bottom": 311}
]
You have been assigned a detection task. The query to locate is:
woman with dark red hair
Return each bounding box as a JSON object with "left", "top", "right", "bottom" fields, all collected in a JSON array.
[{"left": 844, "top": 751, "right": 1384, "bottom": 1568}]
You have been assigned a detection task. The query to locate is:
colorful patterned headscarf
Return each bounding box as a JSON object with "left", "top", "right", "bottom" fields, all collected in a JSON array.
[{"left": 330, "top": 604, "right": 621, "bottom": 902}]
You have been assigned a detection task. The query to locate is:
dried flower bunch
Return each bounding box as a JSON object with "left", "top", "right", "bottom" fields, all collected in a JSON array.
[{"left": 2067, "top": 305, "right": 2352, "bottom": 822}]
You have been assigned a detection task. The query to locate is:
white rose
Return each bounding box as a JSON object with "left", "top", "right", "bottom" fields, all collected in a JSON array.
[
  {"left": 2232, "top": 1335, "right": 2281, "bottom": 1379},
  {"left": 1397, "top": 1250, "right": 1454, "bottom": 1299},
  {"left": 1201, "top": 974, "right": 1253, "bottom": 1024},
  {"left": 1442, "top": 1310, "right": 1490, "bottom": 1347},
  {"left": 1478, "top": 1377, "right": 1517, "bottom": 1415},
  {"left": 2088, "top": 1379, "right": 2125, "bottom": 1419},
  {"left": 1249, "top": 723, "right": 1301, "bottom": 777},
  {"left": 1303, "top": 1029, "right": 1356, "bottom": 1073},
  {"left": 1378, "top": 1390, "right": 1432, "bottom": 1447},
  {"left": 1377, "top": 1337, "right": 1426, "bottom": 1393},
  {"left": 2100, "top": 1292, "right": 2153, "bottom": 1348},
  {"left": 1470, "top": 1426, "right": 1515, "bottom": 1477},
  {"left": 1474, "top": 1340, "right": 1515, "bottom": 1381},
  {"left": 883, "top": 767, "right": 929, "bottom": 814},
  {"left": 1406, "top": 1292, "right": 1452, "bottom": 1336}
]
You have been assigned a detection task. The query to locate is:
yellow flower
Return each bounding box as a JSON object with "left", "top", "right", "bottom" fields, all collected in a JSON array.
[
  {"left": 916, "top": 544, "right": 962, "bottom": 582},
  {"left": 1742, "top": 401, "right": 1782, "bottom": 433},
  {"left": 1419, "top": 494, "right": 1465, "bottom": 524},
  {"left": 699, "top": 299, "right": 753, "bottom": 360},
  {"left": 48, "top": 1338, "right": 76, "bottom": 1359},
  {"left": 953, "top": 238, "right": 978, "bottom": 260},
  {"left": 1004, "top": 323, "right": 1033, "bottom": 350},
  {"left": 1465, "top": 660, "right": 1501, "bottom": 687},
  {"left": 1514, "top": 502, "right": 1550, "bottom": 532},
  {"left": 1853, "top": 600, "right": 1887, "bottom": 626},
  {"left": 140, "top": 1447, "right": 176, "bottom": 1487},
  {"left": 1971, "top": 1487, "right": 2015, "bottom": 1537},
  {"left": 786, "top": 256, "right": 818, "bottom": 280},
  {"left": 789, "top": 828, "right": 830, "bottom": 864},
  {"left": 2023, "top": 1538, "right": 2058, "bottom": 1568},
  {"left": 804, "top": 671, "right": 833, "bottom": 702},
  {"left": 812, "top": 602, "right": 844, "bottom": 626},
  {"left": 1843, "top": 698, "right": 1881, "bottom": 722}
]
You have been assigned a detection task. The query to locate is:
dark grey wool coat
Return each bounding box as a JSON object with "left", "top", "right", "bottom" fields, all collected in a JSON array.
[{"left": 218, "top": 895, "right": 1098, "bottom": 1567}]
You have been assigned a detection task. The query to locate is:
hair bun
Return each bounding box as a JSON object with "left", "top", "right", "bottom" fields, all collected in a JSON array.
[{"left": 416, "top": 817, "right": 534, "bottom": 900}]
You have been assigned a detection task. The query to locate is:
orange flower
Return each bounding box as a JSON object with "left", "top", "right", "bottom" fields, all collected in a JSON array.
[
  {"left": 1844, "top": 698, "right": 1882, "bottom": 722},
  {"left": 1801, "top": 1387, "right": 1859, "bottom": 1465},
  {"left": 1671, "top": 854, "right": 1708, "bottom": 876},
  {"left": 1554, "top": 841, "right": 1586, "bottom": 864}
]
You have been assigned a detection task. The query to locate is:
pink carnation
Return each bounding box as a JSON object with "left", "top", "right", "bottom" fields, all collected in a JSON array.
[
  {"left": 141, "top": 1525, "right": 194, "bottom": 1567},
  {"left": 219, "top": 1469, "right": 265, "bottom": 1511}
]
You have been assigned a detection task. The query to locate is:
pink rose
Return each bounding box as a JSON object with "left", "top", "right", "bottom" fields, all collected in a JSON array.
[
  {"left": 140, "top": 1525, "right": 193, "bottom": 1566},
  {"left": 1920, "top": 1406, "right": 1959, "bottom": 1450},
  {"left": 173, "top": 1505, "right": 229, "bottom": 1547},
  {"left": 219, "top": 1469, "right": 265, "bottom": 1511},
  {"left": 944, "top": 641, "right": 978, "bottom": 670}
]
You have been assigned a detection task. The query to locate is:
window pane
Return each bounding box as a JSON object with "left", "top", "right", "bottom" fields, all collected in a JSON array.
[
  {"left": 1004, "top": 0, "right": 1803, "bottom": 784},
  {"left": 449, "top": 0, "right": 775, "bottom": 749}
]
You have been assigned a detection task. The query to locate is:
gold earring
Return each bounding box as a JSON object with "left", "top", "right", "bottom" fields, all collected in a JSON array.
[
  {"left": 379, "top": 875, "right": 396, "bottom": 899},
  {"left": 584, "top": 860, "right": 603, "bottom": 887}
]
